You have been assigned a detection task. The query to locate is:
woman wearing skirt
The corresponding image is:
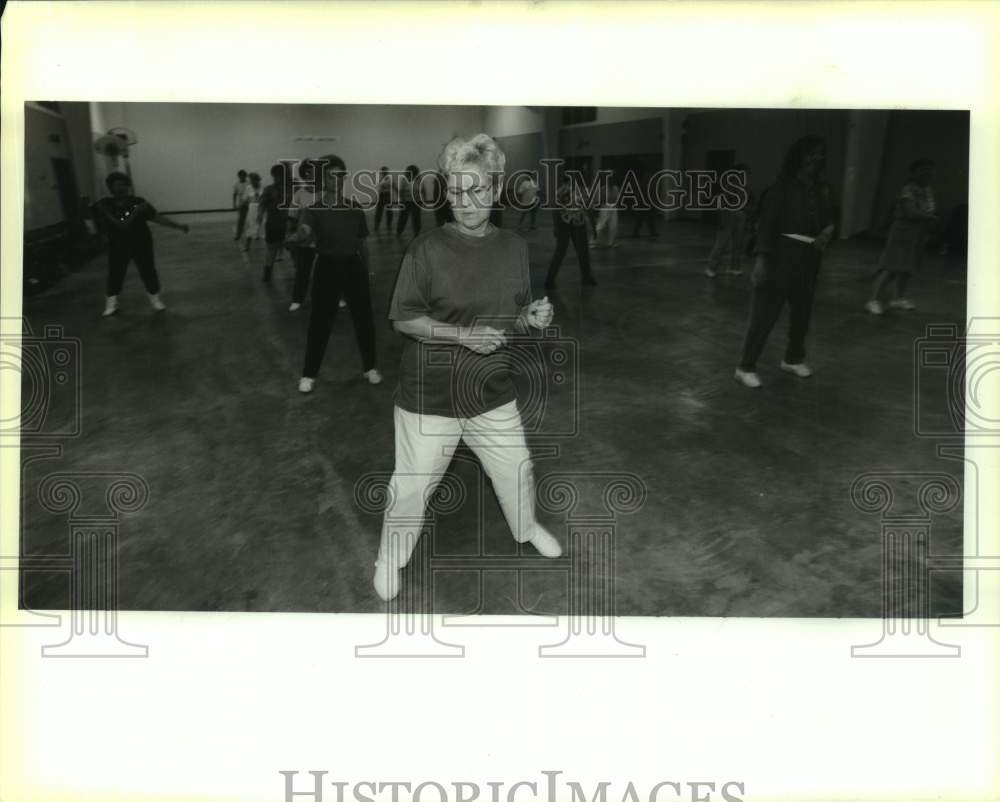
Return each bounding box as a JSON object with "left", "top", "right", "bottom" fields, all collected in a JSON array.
[{"left": 866, "top": 159, "right": 938, "bottom": 315}]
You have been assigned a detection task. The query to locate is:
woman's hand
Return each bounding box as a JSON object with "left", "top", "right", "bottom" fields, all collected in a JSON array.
[
  {"left": 525, "top": 296, "right": 554, "bottom": 329},
  {"left": 812, "top": 226, "right": 835, "bottom": 253},
  {"left": 460, "top": 326, "right": 507, "bottom": 355}
]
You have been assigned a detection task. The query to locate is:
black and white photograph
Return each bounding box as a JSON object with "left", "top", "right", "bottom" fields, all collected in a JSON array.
[
  {"left": 2, "top": 4, "right": 998, "bottom": 802},
  {"left": 17, "top": 102, "right": 971, "bottom": 616}
]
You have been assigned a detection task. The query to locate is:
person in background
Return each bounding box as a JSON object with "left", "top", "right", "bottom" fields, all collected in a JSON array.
[
  {"left": 286, "top": 154, "right": 382, "bottom": 393},
  {"left": 581, "top": 164, "right": 599, "bottom": 247},
  {"left": 373, "top": 133, "right": 560, "bottom": 602},
  {"left": 238, "top": 172, "right": 263, "bottom": 256},
  {"left": 373, "top": 165, "right": 395, "bottom": 234},
  {"left": 258, "top": 163, "right": 292, "bottom": 283},
  {"left": 705, "top": 163, "right": 754, "bottom": 278},
  {"left": 631, "top": 166, "right": 660, "bottom": 239},
  {"left": 395, "top": 164, "right": 423, "bottom": 239},
  {"left": 594, "top": 174, "right": 621, "bottom": 248},
  {"left": 516, "top": 173, "right": 541, "bottom": 231},
  {"left": 232, "top": 169, "right": 248, "bottom": 240},
  {"left": 866, "top": 159, "right": 939, "bottom": 315},
  {"left": 287, "top": 159, "right": 319, "bottom": 312},
  {"left": 544, "top": 172, "right": 597, "bottom": 289},
  {"left": 431, "top": 170, "right": 453, "bottom": 227},
  {"left": 734, "top": 136, "right": 835, "bottom": 389},
  {"left": 91, "top": 171, "right": 189, "bottom": 317}
]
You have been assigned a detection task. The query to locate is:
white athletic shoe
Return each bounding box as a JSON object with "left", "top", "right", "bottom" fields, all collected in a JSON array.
[
  {"left": 704, "top": 268, "right": 718, "bottom": 278},
  {"left": 288, "top": 302, "right": 302, "bottom": 312},
  {"left": 780, "top": 361, "right": 813, "bottom": 378},
  {"left": 889, "top": 298, "right": 916, "bottom": 311},
  {"left": 102, "top": 296, "right": 119, "bottom": 317},
  {"left": 148, "top": 294, "right": 166, "bottom": 312},
  {"left": 528, "top": 526, "right": 563, "bottom": 558},
  {"left": 373, "top": 559, "right": 400, "bottom": 602},
  {"left": 866, "top": 299, "right": 885, "bottom": 316},
  {"left": 734, "top": 368, "right": 762, "bottom": 388},
  {"left": 338, "top": 299, "right": 347, "bottom": 309},
  {"left": 298, "top": 377, "right": 315, "bottom": 393},
  {"left": 363, "top": 369, "right": 383, "bottom": 385}
]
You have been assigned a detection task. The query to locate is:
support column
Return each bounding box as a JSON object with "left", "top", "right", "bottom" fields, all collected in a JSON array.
[{"left": 840, "top": 110, "right": 889, "bottom": 238}]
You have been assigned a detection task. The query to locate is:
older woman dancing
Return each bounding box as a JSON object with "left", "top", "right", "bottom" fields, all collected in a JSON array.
[{"left": 373, "top": 134, "right": 562, "bottom": 601}]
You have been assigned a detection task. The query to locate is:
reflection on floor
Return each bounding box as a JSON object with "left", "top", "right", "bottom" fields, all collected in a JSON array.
[{"left": 19, "top": 211, "right": 967, "bottom": 617}]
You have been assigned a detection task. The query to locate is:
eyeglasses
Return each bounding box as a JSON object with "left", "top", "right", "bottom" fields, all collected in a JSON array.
[{"left": 446, "top": 183, "right": 493, "bottom": 203}]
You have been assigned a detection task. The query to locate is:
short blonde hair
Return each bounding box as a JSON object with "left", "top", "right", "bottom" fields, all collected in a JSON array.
[{"left": 438, "top": 134, "right": 506, "bottom": 185}]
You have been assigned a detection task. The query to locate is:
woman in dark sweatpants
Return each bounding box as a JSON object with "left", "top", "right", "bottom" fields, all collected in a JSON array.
[
  {"left": 91, "top": 171, "right": 189, "bottom": 317},
  {"left": 545, "top": 173, "right": 597, "bottom": 289},
  {"left": 734, "top": 136, "right": 835, "bottom": 388},
  {"left": 286, "top": 154, "right": 382, "bottom": 393}
]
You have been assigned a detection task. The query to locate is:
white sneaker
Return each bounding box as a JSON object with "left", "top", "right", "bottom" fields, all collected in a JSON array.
[
  {"left": 373, "top": 560, "right": 400, "bottom": 602},
  {"left": 102, "top": 297, "right": 118, "bottom": 317},
  {"left": 338, "top": 299, "right": 347, "bottom": 309},
  {"left": 734, "top": 368, "right": 762, "bottom": 388},
  {"left": 298, "top": 377, "right": 315, "bottom": 393},
  {"left": 288, "top": 302, "right": 302, "bottom": 312},
  {"left": 363, "top": 369, "right": 383, "bottom": 385},
  {"left": 528, "top": 527, "right": 563, "bottom": 558},
  {"left": 148, "top": 294, "right": 166, "bottom": 312},
  {"left": 704, "top": 268, "right": 718, "bottom": 278},
  {"left": 780, "top": 361, "right": 813, "bottom": 378},
  {"left": 866, "top": 299, "right": 885, "bottom": 316},
  {"left": 889, "top": 298, "right": 916, "bottom": 311}
]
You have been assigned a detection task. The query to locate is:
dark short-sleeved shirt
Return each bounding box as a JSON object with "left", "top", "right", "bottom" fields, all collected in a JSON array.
[
  {"left": 754, "top": 175, "right": 835, "bottom": 255},
  {"left": 91, "top": 196, "right": 157, "bottom": 249},
  {"left": 388, "top": 223, "right": 532, "bottom": 418},
  {"left": 259, "top": 184, "right": 290, "bottom": 234},
  {"left": 299, "top": 199, "right": 368, "bottom": 259}
]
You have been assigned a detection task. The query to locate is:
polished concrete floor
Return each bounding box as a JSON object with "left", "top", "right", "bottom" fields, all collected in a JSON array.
[{"left": 19, "top": 210, "right": 967, "bottom": 616}]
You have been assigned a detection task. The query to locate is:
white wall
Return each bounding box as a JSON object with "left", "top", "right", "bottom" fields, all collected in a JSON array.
[
  {"left": 90, "top": 103, "right": 486, "bottom": 210},
  {"left": 484, "top": 106, "right": 543, "bottom": 138}
]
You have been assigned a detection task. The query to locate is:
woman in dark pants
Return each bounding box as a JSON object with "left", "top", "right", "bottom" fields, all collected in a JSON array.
[
  {"left": 287, "top": 159, "right": 318, "bottom": 313},
  {"left": 258, "top": 163, "right": 291, "bottom": 283},
  {"left": 373, "top": 165, "right": 394, "bottom": 233},
  {"left": 91, "top": 171, "right": 189, "bottom": 317},
  {"left": 286, "top": 154, "right": 382, "bottom": 393},
  {"left": 395, "top": 164, "right": 423, "bottom": 238},
  {"left": 734, "top": 136, "right": 835, "bottom": 388},
  {"left": 544, "top": 173, "right": 597, "bottom": 289}
]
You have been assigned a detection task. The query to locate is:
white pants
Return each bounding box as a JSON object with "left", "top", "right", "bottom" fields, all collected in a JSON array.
[{"left": 377, "top": 401, "right": 538, "bottom": 569}]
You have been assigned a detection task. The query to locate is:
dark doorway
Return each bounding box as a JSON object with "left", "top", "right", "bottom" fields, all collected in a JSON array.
[{"left": 50, "top": 157, "right": 82, "bottom": 235}]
